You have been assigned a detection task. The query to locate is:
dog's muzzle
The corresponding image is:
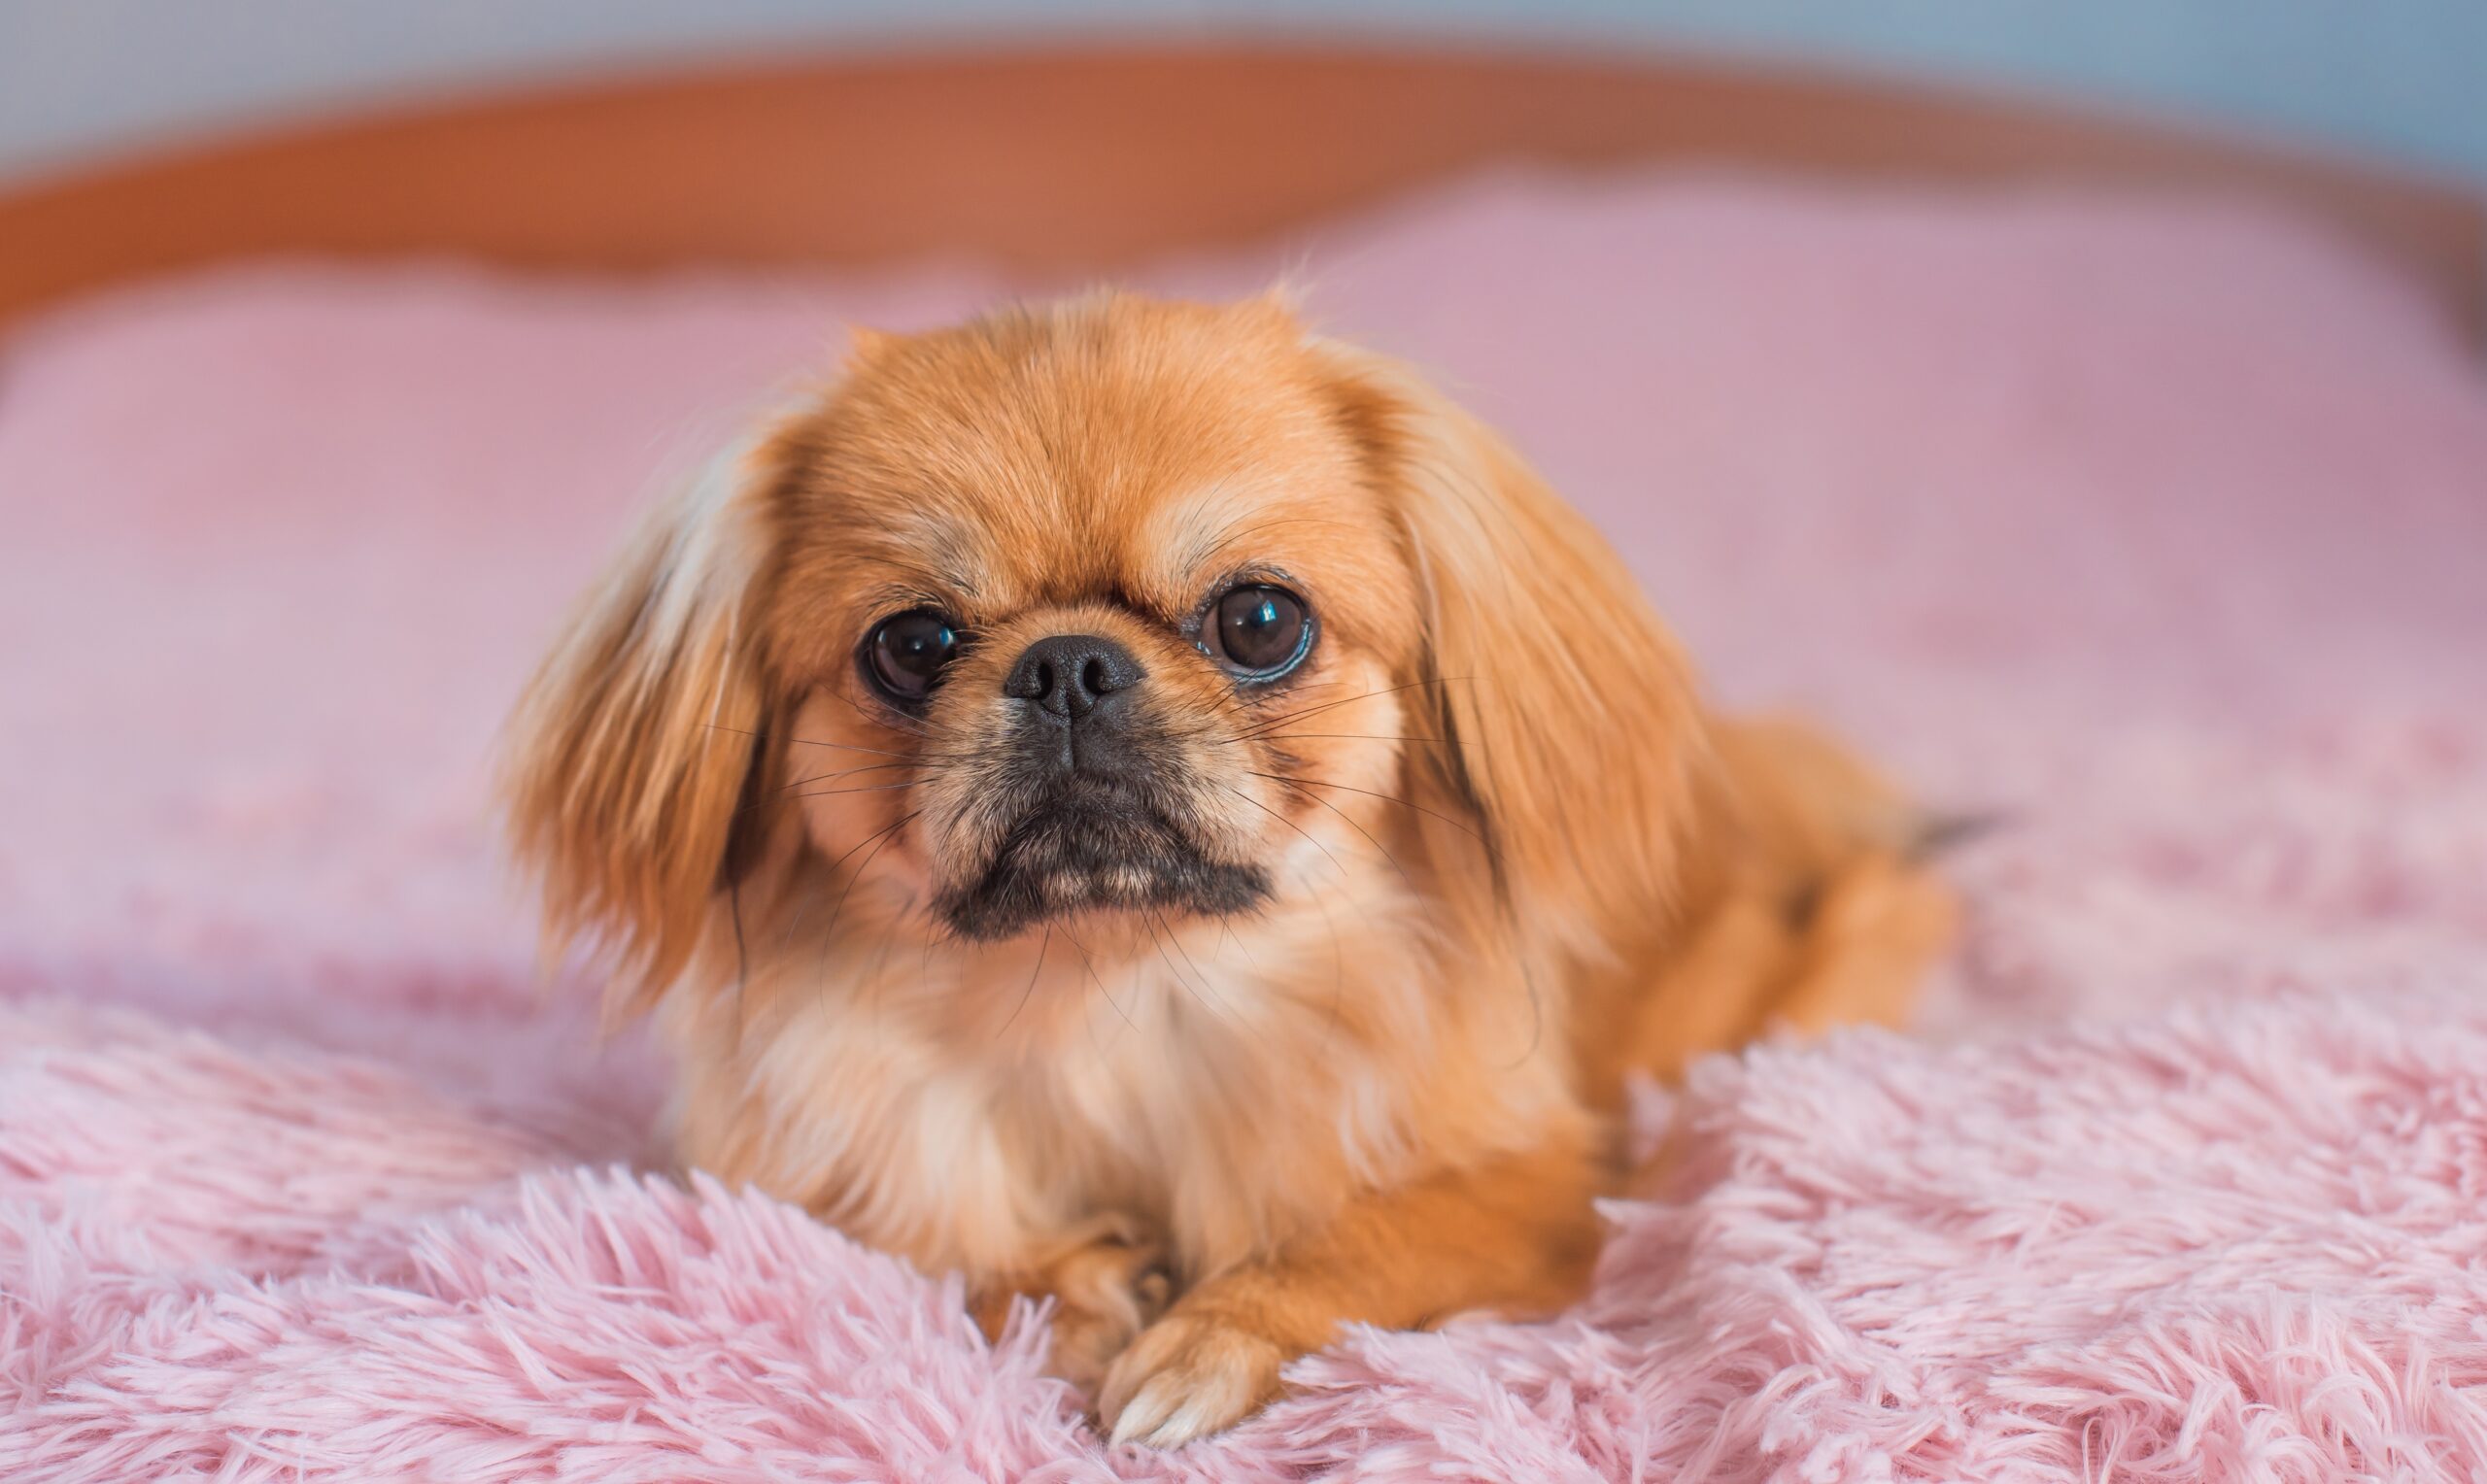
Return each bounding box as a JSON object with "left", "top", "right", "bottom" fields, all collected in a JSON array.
[{"left": 936, "top": 633, "right": 1270, "bottom": 939}]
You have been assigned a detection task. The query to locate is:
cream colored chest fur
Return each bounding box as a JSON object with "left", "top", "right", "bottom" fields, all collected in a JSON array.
[{"left": 663, "top": 878, "right": 1563, "bottom": 1284}]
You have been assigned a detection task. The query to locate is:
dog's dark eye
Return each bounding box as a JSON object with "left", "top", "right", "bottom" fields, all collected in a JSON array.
[
  {"left": 1204, "top": 584, "right": 1312, "bottom": 679},
  {"left": 864, "top": 609, "right": 960, "bottom": 703}
]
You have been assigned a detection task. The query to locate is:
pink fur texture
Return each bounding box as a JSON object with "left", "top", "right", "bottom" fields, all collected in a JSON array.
[{"left": 4, "top": 174, "right": 2484, "bottom": 1479}]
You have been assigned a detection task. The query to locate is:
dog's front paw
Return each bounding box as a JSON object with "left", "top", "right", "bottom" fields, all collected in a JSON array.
[
  {"left": 1045, "top": 1253, "right": 1170, "bottom": 1391},
  {"left": 1095, "top": 1311, "right": 1286, "bottom": 1448},
  {"left": 971, "top": 1227, "right": 1172, "bottom": 1392}
]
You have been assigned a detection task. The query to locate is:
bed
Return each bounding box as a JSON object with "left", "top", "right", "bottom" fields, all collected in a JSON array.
[{"left": 3, "top": 45, "right": 2484, "bottom": 1482}]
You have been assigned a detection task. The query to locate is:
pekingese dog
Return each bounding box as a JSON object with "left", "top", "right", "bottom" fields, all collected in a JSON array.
[{"left": 502, "top": 291, "right": 1958, "bottom": 1446}]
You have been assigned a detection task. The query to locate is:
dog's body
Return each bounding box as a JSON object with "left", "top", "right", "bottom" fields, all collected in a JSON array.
[{"left": 505, "top": 292, "right": 1956, "bottom": 1445}]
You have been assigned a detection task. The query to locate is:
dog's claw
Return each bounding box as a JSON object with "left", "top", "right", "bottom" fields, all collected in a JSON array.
[{"left": 1097, "top": 1312, "right": 1285, "bottom": 1448}]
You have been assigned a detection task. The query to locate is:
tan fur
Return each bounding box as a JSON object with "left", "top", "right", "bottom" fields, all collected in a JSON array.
[{"left": 500, "top": 291, "right": 1958, "bottom": 1445}]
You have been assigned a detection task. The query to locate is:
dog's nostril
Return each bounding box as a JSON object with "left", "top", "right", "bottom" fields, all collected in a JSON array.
[{"left": 1006, "top": 634, "right": 1144, "bottom": 719}]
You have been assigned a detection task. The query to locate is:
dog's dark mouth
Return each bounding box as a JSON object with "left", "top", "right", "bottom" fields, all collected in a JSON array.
[{"left": 936, "top": 787, "right": 1271, "bottom": 941}]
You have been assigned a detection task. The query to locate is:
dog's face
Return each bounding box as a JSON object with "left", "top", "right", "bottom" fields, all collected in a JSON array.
[
  {"left": 505, "top": 291, "right": 1699, "bottom": 1011},
  {"left": 758, "top": 296, "right": 1421, "bottom": 944}
]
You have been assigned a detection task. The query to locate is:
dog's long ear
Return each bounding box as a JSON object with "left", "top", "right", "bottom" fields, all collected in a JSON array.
[
  {"left": 500, "top": 426, "right": 795, "bottom": 1012},
  {"left": 1312, "top": 342, "right": 1711, "bottom": 958}
]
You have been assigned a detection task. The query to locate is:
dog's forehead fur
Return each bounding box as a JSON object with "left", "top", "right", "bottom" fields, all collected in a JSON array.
[{"left": 764, "top": 293, "right": 1408, "bottom": 658}]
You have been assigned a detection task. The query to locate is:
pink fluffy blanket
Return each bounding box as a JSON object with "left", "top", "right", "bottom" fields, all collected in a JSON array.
[{"left": 3, "top": 175, "right": 2484, "bottom": 1481}]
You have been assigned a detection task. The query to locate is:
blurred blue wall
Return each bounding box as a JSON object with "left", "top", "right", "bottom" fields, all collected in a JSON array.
[{"left": 2, "top": 1, "right": 2481, "bottom": 187}]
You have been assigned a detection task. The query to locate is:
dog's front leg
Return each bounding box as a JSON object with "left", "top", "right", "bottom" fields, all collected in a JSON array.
[{"left": 1095, "top": 1136, "right": 1602, "bottom": 1447}]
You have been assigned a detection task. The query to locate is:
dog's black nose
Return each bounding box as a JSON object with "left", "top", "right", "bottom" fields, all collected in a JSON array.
[{"left": 1003, "top": 634, "right": 1144, "bottom": 721}]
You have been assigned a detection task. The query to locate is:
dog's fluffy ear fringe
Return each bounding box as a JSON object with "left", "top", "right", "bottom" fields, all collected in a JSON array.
[
  {"left": 499, "top": 427, "right": 789, "bottom": 1016},
  {"left": 1310, "top": 339, "right": 1709, "bottom": 963}
]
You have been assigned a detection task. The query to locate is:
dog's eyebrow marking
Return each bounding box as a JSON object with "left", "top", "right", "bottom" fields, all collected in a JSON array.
[
  {"left": 1169, "top": 480, "right": 1255, "bottom": 576},
  {"left": 880, "top": 498, "right": 990, "bottom": 603},
  {"left": 864, "top": 580, "right": 952, "bottom": 615},
  {"left": 1158, "top": 477, "right": 1362, "bottom": 589},
  {"left": 924, "top": 543, "right": 983, "bottom": 602}
]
